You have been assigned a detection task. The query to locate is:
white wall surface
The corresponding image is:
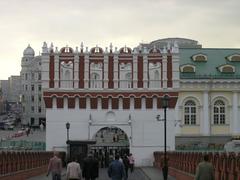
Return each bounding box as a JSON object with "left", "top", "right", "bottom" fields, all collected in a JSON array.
[{"left": 46, "top": 108, "right": 176, "bottom": 166}]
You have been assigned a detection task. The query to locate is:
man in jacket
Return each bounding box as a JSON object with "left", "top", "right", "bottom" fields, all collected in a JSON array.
[
  {"left": 82, "top": 153, "right": 99, "bottom": 180},
  {"left": 108, "top": 154, "right": 126, "bottom": 180},
  {"left": 66, "top": 157, "right": 82, "bottom": 180},
  {"left": 195, "top": 154, "right": 214, "bottom": 180},
  {"left": 47, "top": 151, "right": 62, "bottom": 180}
]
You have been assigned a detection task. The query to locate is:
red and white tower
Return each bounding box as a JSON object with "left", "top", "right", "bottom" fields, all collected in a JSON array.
[{"left": 42, "top": 42, "right": 180, "bottom": 166}]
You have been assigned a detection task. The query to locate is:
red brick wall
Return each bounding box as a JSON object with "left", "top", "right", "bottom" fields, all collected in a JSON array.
[{"left": 154, "top": 151, "right": 240, "bottom": 180}]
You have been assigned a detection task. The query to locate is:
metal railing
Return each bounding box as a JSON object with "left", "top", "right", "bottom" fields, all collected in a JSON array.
[
  {"left": 180, "top": 74, "right": 240, "bottom": 79},
  {"left": 0, "top": 140, "right": 46, "bottom": 151}
]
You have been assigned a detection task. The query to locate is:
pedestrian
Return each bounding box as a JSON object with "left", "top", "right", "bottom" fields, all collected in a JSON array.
[
  {"left": 128, "top": 153, "right": 135, "bottom": 173},
  {"left": 47, "top": 151, "right": 62, "bottom": 180},
  {"left": 108, "top": 154, "right": 126, "bottom": 180},
  {"left": 40, "top": 123, "right": 44, "bottom": 131},
  {"left": 66, "top": 156, "right": 82, "bottom": 180},
  {"left": 123, "top": 154, "right": 130, "bottom": 179},
  {"left": 195, "top": 154, "right": 214, "bottom": 180},
  {"left": 26, "top": 127, "right": 30, "bottom": 136},
  {"left": 82, "top": 152, "right": 99, "bottom": 180}
]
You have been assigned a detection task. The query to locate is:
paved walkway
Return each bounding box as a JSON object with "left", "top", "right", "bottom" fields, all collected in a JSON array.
[
  {"left": 28, "top": 167, "right": 175, "bottom": 180},
  {"left": 141, "top": 167, "right": 176, "bottom": 180}
]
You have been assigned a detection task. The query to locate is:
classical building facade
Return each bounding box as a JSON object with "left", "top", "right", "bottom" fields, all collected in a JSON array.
[
  {"left": 42, "top": 42, "right": 180, "bottom": 166},
  {"left": 20, "top": 45, "right": 46, "bottom": 126},
  {"left": 143, "top": 38, "right": 240, "bottom": 147}
]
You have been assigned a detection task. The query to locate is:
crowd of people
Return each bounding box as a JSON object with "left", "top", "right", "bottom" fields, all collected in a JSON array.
[{"left": 47, "top": 151, "right": 135, "bottom": 180}]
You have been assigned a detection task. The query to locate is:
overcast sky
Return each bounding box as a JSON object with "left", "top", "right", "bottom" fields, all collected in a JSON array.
[{"left": 0, "top": 0, "right": 240, "bottom": 79}]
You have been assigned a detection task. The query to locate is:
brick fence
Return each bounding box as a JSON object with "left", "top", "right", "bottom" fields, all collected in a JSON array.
[
  {"left": 0, "top": 151, "right": 65, "bottom": 180},
  {"left": 154, "top": 151, "right": 240, "bottom": 180}
]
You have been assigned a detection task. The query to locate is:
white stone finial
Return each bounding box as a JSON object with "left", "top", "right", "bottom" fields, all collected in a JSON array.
[
  {"left": 42, "top": 41, "right": 48, "bottom": 53},
  {"left": 139, "top": 44, "right": 142, "bottom": 51},
  {"left": 105, "top": 47, "right": 108, "bottom": 53},
  {"left": 75, "top": 46, "right": 79, "bottom": 53},
  {"left": 123, "top": 45, "right": 128, "bottom": 53},
  {"left": 80, "top": 42, "right": 84, "bottom": 50},
  {"left": 55, "top": 47, "right": 59, "bottom": 53},
  {"left": 50, "top": 42, "right": 54, "bottom": 49},
  {"left": 110, "top": 43, "right": 113, "bottom": 51},
  {"left": 114, "top": 47, "right": 118, "bottom": 53},
  {"left": 85, "top": 47, "right": 88, "bottom": 53}
]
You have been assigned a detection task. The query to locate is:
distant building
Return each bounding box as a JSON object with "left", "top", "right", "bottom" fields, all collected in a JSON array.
[
  {"left": 20, "top": 45, "right": 46, "bottom": 126},
  {"left": 8, "top": 76, "right": 21, "bottom": 103},
  {"left": 0, "top": 89, "right": 5, "bottom": 114},
  {"left": 0, "top": 76, "right": 21, "bottom": 113},
  {"left": 0, "top": 80, "right": 9, "bottom": 101}
]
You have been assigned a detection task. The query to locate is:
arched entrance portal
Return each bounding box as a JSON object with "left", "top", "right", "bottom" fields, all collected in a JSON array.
[{"left": 90, "top": 126, "right": 130, "bottom": 168}]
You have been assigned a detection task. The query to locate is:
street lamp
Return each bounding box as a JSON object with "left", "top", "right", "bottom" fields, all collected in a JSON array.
[
  {"left": 66, "top": 122, "right": 70, "bottom": 142},
  {"left": 162, "top": 95, "right": 169, "bottom": 180},
  {"left": 156, "top": 95, "right": 170, "bottom": 180}
]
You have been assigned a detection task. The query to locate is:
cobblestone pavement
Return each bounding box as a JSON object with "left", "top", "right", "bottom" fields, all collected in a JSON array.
[{"left": 28, "top": 168, "right": 149, "bottom": 180}]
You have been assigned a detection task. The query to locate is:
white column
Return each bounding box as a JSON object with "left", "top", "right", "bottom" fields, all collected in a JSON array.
[
  {"left": 143, "top": 55, "right": 148, "bottom": 89},
  {"left": 97, "top": 97, "right": 102, "bottom": 110},
  {"left": 63, "top": 97, "right": 68, "bottom": 110},
  {"left": 86, "top": 97, "right": 90, "bottom": 110},
  {"left": 113, "top": 54, "right": 119, "bottom": 89},
  {"left": 52, "top": 97, "right": 57, "bottom": 109},
  {"left": 108, "top": 98, "right": 112, "bottom": 110},
  {"left": 133, "top": 54, "right": 138, "bottom": 89},
  {"left": 119, "top": 97, "right": 123, "bottom": 110},
  {"left": 130, "top": 97, "right": 134, "bottom": 110},
  {"left": 153, "top": 97, "right": 157, "bottom": 110},
  {"left": 103, "top": 54, "right": 109, "bottom": 89},
  {"left": 172, "top": 54, "right": 180, "bottom": 89},
  {"left": 203, "top": 91, "right": 210, "bottom": 135},
  {"left": 75, "top": 97, "right": 79, "bottom": 110},
  {"left": 84, "top": 54, "right": 89, "bottom": 89},
  {"left": 74, "top": 54, "right": 79, "bottom": 89},
  {"left": 162, "top": 55, "right": 167, "bottom": 89},
  {"left": 232, "top": 92, "right": 239, "bottom": 134},
  {"left": 54, "top": 54, "right": 59, "bottom": 88},
  {"left": 141, "top": 97, "right": 146, "bottom": 110}
]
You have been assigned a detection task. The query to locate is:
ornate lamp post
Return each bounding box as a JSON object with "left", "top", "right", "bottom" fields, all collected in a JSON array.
[
  {"left": 156, "top": 95, "right": 170, "bottom": 180},
  {"left": 66, "top": 122, "right": 70, "bottom": 143},
  {"left": 162, "top": 95, "right": 170, "bottom": 180}
]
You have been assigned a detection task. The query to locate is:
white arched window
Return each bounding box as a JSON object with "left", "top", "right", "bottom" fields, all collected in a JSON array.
[
  {"left": 125, "top": 73, "right": 132, "bottom": 88},
  {"left": 149, "top": 63, "right": 161, "bottom": 88},
  {"left": 184, "top": 100, "right": 196, "bottom": 125},
  {"left": 89, "top": 62, "right": 103, "bottom": 89},
  {"left": 60, "top": 61, "right": 73, "bottom": 88},
  {"left": 90, "top": 73, "right": 101, "bottom": 88},
  {"left": 213, "top": 100, "right": 225, "bottom": 124},
  {"left": 119, "top": 63, "right": 132, "bottom": 89}
]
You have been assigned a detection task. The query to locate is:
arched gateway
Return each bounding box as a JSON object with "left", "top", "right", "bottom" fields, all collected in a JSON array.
[
  {"left": 90, "top": 126, "right": 130, "bottom": 167},
  {"left": 43, "top": 43, "right": 179, "bottom": 166}
]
